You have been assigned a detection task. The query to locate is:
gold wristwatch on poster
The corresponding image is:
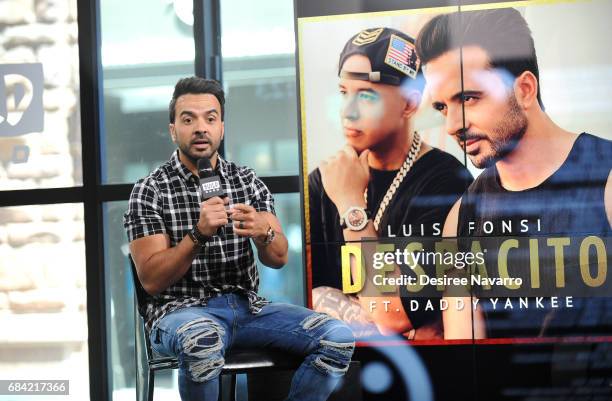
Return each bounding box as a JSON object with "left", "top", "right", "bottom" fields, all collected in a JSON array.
[{"left": 340, "top": 206, "right": 370, "bottom": 231}]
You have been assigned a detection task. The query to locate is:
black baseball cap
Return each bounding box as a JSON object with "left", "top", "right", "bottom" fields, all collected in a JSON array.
[{"left": 338, "top": 27, "right": 421, "bottom": 86}]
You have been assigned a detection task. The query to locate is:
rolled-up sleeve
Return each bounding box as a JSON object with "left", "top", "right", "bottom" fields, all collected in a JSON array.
[{"left": 123, "top": 179, "right": 167, "bottom": 242}]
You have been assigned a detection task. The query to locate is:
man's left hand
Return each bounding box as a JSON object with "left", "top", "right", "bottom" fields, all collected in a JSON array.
[
  {"left": 320, "top": 145, "right": 370, "bottom": 212},
  {"left": 230, "top": 203, "right": 269, "bottom": 242}
]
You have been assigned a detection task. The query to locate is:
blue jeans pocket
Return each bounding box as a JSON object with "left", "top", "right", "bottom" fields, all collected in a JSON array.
[{"left": 149, "top": 326, "right": 161, "bottom": 348}]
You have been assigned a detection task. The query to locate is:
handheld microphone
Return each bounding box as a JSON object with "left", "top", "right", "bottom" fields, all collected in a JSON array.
[
  {"left": 197, "top": 158, "right": 224, "bottom": 200},
  {"left": 197, "top": 158, "right": 226, "bottom": 237}
]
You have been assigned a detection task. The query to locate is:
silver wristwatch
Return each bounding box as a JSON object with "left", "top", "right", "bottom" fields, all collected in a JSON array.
[
  {"left": 339, "top": 206, "right": 370, "bottom": 231},
  {"left": 262, "top": 226, "right": 276, "bottom": 245}
]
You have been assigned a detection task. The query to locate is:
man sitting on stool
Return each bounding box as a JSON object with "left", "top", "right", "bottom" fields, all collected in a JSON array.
[{"left": 124, "top": 77, "right": 355, "bottom": 400}]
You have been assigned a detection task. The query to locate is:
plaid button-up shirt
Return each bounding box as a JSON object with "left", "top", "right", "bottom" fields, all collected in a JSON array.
[{"left": 123, "top": 150, "right": 273, "bottom": 330}]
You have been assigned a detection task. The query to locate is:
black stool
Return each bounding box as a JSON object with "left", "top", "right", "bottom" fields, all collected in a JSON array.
[{"left": 129, "top": 257, "right": 302, "bottom": 401}]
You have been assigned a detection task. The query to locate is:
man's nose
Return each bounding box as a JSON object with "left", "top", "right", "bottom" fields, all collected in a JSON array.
[
  {"left": 341, "top": 95, "right": 360, "bottom": 121},
  {"left": 194, "top": 118, "right": 208, "bottom": 134},
  {"left": 446, "top": 104, "right": 466, "bottom": 139}
]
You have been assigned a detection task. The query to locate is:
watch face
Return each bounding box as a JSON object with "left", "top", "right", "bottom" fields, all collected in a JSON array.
[
  {"left": 347, "top": 208, "right": 366, "bottom": 229},
  {"left": 263, "top": 227, "right": 275, "bottom": 245}
]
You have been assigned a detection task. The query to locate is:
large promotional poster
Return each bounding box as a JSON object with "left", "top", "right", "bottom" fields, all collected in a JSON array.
[{"left": 296, "top": 0, "right": 611, "bottom": 399}]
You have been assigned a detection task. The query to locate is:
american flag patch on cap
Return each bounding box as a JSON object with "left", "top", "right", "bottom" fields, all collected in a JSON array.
[{"left": 384, "top": 34, "right": 420, "bottom": 79}]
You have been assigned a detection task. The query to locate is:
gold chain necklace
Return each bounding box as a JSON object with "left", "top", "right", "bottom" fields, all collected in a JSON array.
[{"left": 364, "top": 132, "right": 422, "bottom": 231}]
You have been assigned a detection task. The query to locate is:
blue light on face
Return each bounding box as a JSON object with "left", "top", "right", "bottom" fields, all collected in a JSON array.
[
  {"left": 341, "top": 90, "right": 383, "bottom": 120},
  {"left": 357, "top": 90, "right": 380, "bottom": 103}
]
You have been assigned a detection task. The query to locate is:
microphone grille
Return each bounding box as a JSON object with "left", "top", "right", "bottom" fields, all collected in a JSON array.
[{"left": 197, "top": 158, "right": 213, "bottom": 178}]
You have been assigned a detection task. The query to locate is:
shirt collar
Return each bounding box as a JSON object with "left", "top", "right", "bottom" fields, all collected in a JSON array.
[
  {"left": 215, "top": 154, "right": 229, "bottom": 179},
  {"left": 170, "top": 150, "right": 229, "bottom": 182}
]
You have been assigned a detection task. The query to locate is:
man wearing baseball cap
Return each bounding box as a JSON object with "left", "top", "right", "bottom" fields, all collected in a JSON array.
[{"left": 309, "top": 27, "right": 472, "bottom": 339}]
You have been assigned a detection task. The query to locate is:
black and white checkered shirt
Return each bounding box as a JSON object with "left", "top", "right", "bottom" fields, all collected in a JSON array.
[{"left": 123, "top": 150, "right": 274, "bottom": 330}]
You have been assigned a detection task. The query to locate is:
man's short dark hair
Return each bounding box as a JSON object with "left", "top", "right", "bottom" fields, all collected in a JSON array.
[
  {"left": 416, "top": 8, "right": 543, "bottom": 108},
  {"left": 169, "top": 77, "right": 225, "bottom": 123}
]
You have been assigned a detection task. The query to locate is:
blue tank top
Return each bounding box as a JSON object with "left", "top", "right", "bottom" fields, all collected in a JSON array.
[
  {"left": 458, "top": 133, "right": 611, "bottom": 237},
  {"left": 457, "top": 133, "right": 611, "bottom": 338}
]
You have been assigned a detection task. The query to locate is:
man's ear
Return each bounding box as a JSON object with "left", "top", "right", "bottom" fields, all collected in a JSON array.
[
  {"left": 169, "top": 123, "right": 177, "bottom": 143},
  {"left": 402, "top": 89, "right": 422, "bottom": 119},
  {"left": 514, "top": 71, "right": 538, "bottom": 109},
  {"left": 220, "top": 121, "right": 225, "bottom": 141}
]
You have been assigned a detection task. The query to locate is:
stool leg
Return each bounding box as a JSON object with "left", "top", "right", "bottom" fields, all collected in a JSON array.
[
  {"left": 134, "top": 299, "right": 151, "bottom": 401},
  {"left": 219, "top": 374, "right": 236, "bottom": 401},
  {"left": 135, "top": 342, "right": 150, "bottom": 401},
  {"left": 147, "top": 371, "right": 155, "bottom": 401},
  {"left": 135, "top": 372, "right": 144, "bottom": 401},
  {"left": 229, "top": 374, "right": 237, "bottom": 401},
  {"left": 135, "top": 364, "right": 151, "bottom": 401}
]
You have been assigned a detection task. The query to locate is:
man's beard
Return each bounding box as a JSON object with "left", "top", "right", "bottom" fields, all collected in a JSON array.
[
  {"left": 469, "top": 94, "right": 528, "bottom": 169},
  {"left": 178, "top": 141, "right": 218, "bottom": 165}
]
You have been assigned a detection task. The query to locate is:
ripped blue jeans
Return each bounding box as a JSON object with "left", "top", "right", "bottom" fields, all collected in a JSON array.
[{"left": 150, "top": 293, "right": 355, "bottom": 401}]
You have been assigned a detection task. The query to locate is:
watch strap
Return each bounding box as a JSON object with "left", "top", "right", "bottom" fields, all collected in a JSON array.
[{"left": 189, "top": 225, "right": 210, "bottom": 246}]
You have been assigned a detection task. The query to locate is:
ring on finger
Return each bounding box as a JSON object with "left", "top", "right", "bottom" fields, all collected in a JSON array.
[{"left": 239, "top": 221, "right": 244, "bottom": 229}]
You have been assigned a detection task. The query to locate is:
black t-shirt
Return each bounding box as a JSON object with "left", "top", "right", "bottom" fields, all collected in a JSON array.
[
  {"left": 458, "top": 133, "right": 612, "bottom": 337},
  {"left": 309, "top": 148, "right": 472, "bottom": 328}
]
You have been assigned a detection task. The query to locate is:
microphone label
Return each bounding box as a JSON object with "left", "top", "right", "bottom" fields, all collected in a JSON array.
[{"left": 200, "top": 176, "right": 224, "bottom": 199}]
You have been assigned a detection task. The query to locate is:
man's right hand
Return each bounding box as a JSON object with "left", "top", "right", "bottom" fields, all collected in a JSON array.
[{"left": 197, "top": 196, "right": 230, "bottom": 236}]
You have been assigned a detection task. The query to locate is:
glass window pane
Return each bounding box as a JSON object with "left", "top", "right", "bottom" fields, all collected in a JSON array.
[
  {"left": 99, "top": 0, "right": 195, "bottom": 184},
  {"left": 220, "top": 0, "right": 299, "bottom": 176},
  {"left": 257, "top": 192, "right": 305, "bottom": 306},
  {"left": 0, "top": 0, "right": 82, "bottom": 190},
  {"left": 460, "top": 2, "right": 612, "bottom": 398},
  {"left": 104, "top": 201, "right": 180, "bottom": 401},
  {"left": 0, "top": 203, "right": 89, "bottom": 400}
]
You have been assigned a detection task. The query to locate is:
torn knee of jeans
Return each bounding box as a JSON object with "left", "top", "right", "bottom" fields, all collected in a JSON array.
[
  {"left": 300, "top": 313, "right": 334, "bottom": 330},
  {"left": 311, "top": 336, "right": 355, "bottom": 376},
  {"left": 177, "top": 317, "right": 226, "bottom": 382},
  {"left": 312, "top": 355, "right": 351, "bottom": 376},
  {"left": 186, "top": 355, "right": 225, "bottom": 382},
  {"left": 320, "top": 339, "right": 355, "bottom": 358}
]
